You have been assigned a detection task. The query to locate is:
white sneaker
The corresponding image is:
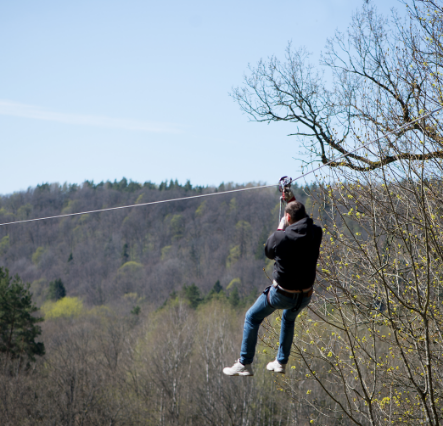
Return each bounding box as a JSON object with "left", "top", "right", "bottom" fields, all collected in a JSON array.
[
  {"left": 223, "top": 359, "right": 254, "bottom": 376},
  {"left": 266, "top": 359, "right": 286, "bottom": 374}
]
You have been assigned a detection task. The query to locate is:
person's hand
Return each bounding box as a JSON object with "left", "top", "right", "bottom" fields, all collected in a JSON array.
[{"left": 283, "top": 188, "right": 295, "bottom": 203}]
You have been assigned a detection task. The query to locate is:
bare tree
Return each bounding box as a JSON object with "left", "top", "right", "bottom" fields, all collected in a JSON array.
[
  {"left": 232, "top": 2, "right": 443, "bottom": 171},
  {"left": 261, "top": 112, "right": 443, "bottom": 424}
]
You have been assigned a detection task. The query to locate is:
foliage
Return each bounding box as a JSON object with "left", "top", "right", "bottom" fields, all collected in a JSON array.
[
  {"left": 228, "top": 4, "right": 443, "bottom": 421},
  {"left": 0, "top": 178, "right": 291, "bottom": 308},
  {"left": 208, "top": 280, "right": 222, "bottom": 295},
  {"left": 262, "top": 116, "right": 443, "bottom": 425},
  {"left": 41, "top": 296, "right": 83, "bottom": 319},
  {"left": 121, "top": 243, "right": 129, "bottom": 264},
  {"left": 0, "top": 267, "right": 44, "bottom": 362},
  {"left": 228, "top": 286, "right": 240, "bottom": 308},
  {"left": 31, "top": 247, "right": 45, "bottom": 265},
  {"left": 0, "top": 297, "right": 302, "bottom": 425},
  {"left": 48, "top": 278, "right": 66, "bottom": 301},
  {"left": 226, "top": 245, "right": 241, "bottom": 268},
  {"left": 194, "top": 200, "right": 206, "bottom": 217},
  {"left": 181, "top": 283, "right": 203, "bottom": 309},
  {"left": 118, "top": 261, "right": 143, "bottom": 272},
  {"left": 130, "top": 305, "right": 141, "bottom": 315},
  {"left": 2, "top": 2, "right": 443, "bottom": 424},
  {"left": 169, "top": 214, "right": 184, "bottom": 239},
  {"left": 0, "top": 236, "right": 9, "bottom": 256},
  {"left": 226, "top": 277, "right": 241, "bottom": 290}
]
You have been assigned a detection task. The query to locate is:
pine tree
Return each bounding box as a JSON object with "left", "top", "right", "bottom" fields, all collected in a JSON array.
[
  {"left": 130, "top": 305, "right": 141, "bottom": 315},
  {"left": 207, "top": 280, "right": 224, "bottom": 301},
  {"left": 228, "top": 286, "right": 240, "bottom": 308},
  {"left": 182, "top": 284, "right": 202, "bottom": 309},
  {"left": 0, "top": 267, "right": 45, "bottom": 362},
  {"left": 48, "top": 278, "right": 66, "bottom": 301},
  {"left": 121, "top": 243, "right": 129, "bottom": 264},
  {"left": 212, "top": 280, "right": 222, "bottom": 294}
]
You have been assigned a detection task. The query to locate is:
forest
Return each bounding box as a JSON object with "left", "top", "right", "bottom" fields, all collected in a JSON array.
[
  {"left": 0, "top": 179, "right": 315, "bottom": 425},
  {"left": 0, "top": 178, "right": 296, "bottom": 308},
  {"left": 3, "top": 0, "right": 443, "bottom": 424}
]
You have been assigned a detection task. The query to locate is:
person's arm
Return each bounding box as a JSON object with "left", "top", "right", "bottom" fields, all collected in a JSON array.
[
  {"left": 265, "top": 221, "right": 286, "bottom": 259},
  {"left": 277, "top": 216, "right": 287, "bottom": 230},
  {"left": 265, "top": 233, "right": 276, "bottom": 259}
]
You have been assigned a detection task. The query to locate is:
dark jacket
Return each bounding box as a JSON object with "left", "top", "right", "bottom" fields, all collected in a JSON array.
[{"left": 265, "top": 216, "right": 322, "bottom": 291}]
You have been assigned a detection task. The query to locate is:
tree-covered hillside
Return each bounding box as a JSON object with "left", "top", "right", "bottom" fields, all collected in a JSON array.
[{"left": 0, "top": 179, "right": 309, "bottom": 308}]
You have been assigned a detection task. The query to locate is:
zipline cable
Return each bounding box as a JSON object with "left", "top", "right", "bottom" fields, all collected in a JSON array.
[
  {"left": 290, "top": 106, "right": 443, "bottom": 184},
  {"left": 0, "top": 107, "right": 441, "bottom": 227},
  {"left": 0, "top": 184, "right": 277, "bottom": 226}
]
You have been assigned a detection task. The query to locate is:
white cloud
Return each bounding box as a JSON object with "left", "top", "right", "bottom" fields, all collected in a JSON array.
[{"left": 0, "top": 99, "right": 182, "bottom": 133}]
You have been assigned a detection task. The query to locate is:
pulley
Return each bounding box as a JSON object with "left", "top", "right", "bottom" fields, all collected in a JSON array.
[
  {"left": 278, "top": 176, "right": 293, "bottom": 193},
  {"left": 278, "top": 176, "right": 293, "bottom": 224}
]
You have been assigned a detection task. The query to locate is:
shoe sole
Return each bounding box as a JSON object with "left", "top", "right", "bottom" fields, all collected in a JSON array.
[
  {"left": 266, "top": 367, "right": 285, "bottom": 374},
  {"left": 223, "top": 371, "right": 254, "bottom": 376}
]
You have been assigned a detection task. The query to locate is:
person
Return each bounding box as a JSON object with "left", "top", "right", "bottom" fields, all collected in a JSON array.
[{"left": 223, "top": 200, "right": 323, "bottom": 376}]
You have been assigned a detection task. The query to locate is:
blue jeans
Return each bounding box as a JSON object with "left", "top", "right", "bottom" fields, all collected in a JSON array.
[{"left": 240, "top": 286, "right": 311, "bottom": 365}]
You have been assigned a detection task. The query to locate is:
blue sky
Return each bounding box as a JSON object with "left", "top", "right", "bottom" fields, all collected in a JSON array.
[{"left": 0, "top": 0, "right": 401, "bottom": 195}]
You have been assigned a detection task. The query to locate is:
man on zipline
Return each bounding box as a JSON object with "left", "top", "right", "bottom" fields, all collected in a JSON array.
[{"left": 223, "top": 200, "right": 322, "bottom": 376}]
